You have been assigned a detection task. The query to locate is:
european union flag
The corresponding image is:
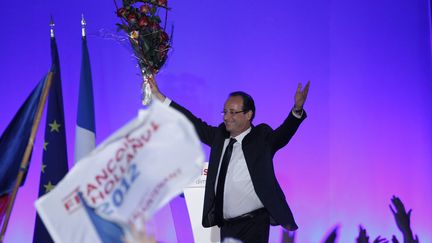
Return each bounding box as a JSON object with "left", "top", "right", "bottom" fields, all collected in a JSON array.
[{"left": 33, "top": 36, "right": 69, "bottom": 243}]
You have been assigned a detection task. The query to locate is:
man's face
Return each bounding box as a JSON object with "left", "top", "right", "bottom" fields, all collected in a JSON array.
[{"left": 223, "top": 96, "right": 252, "bottom": 137}]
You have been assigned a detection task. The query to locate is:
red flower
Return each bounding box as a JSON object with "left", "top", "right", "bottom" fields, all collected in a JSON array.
[
  {"left": 150, "top": 22, "right": 160, "bottom": 31},
  {"left": 158, "top": 44, "right": 169, "bottom": 59},
  {"left": 140, "top": 4, "right": 151, "bottom": 13},
  {"left": 138, "top": 16, "right": 149, "bottom": 27},
  {"left": 117, "top": 8, "right": 127, "bottom": 17},
  {"left": 127, "top": 13, "right": 137, "bottom": 23},
  {"left": 158, "top": 0, "right": 167, "bottom": 6},
  {"left": 160, "top": 31, "right": 169, "bottom": 42}
]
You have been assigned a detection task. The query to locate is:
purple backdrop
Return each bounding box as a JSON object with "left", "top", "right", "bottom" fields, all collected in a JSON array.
[{"left": 1, "top": 0, "right": 431, "bottom": 242}]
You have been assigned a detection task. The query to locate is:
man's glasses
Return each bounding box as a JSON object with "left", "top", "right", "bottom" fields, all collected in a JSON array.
[{"left": 221, "top": 110, "right": 246, "bottom": 116}]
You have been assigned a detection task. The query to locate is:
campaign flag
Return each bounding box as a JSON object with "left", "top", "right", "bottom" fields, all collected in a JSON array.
[
  {"left": 35, "top": 101, "right": 205, "bottom": 243},
  {"left": 33, "top": 37, "right": 69, "bottom": 243},
  {"left": 75, "top": 35, "right": 96, "bottom": 163}
]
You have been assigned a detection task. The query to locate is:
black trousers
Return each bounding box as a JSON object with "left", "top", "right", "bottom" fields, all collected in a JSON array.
[{"left": 220, "top": 208, "right": 270, "bottom": 243}]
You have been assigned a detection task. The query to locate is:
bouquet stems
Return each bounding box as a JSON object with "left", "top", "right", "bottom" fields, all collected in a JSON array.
[{"left": 141, "top": 72, "right": 153, "bottom": 105}]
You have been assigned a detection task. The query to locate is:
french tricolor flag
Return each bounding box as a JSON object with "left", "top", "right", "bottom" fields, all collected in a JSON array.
[{"left": 75, "top": 35, "right": 96, "bottom": 163}]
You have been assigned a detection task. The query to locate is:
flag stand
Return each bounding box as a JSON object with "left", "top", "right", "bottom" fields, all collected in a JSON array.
[{"left": 0, "top": 72, "right": 53, "bottom": 242}]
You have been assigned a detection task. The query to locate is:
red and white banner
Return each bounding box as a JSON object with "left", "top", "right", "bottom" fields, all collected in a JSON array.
[{"left": 35, "top": 101, "right": 205, "bottom": 243}]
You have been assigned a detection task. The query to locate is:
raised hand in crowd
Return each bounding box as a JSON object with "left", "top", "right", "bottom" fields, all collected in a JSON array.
[
  {"left": 356, "top": 225, "right": 389, "bottom": 243},
  {"left": 392, "top": 235, "right": 400, "bottom": 243},
  {"left": 389, "top": 196, "right": 419, "bottom": 243},
  {"left": 123, "top": 224, "right": 156, "bottom": 243},
  {"left": 356, "top": 225, "right": 370, "bottom": 243},
  {"left": 323, "top": 225, "right": 339, "bottom": 243},
  {"left": 373, "top": 235, "right": 389, "bottom": 243},
  {"left": 281, "top": 229, "right": 296, "bottom": 243}
]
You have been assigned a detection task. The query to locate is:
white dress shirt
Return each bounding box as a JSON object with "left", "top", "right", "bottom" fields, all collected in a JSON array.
[{"left": 215, "top": 127, "right": 264, "bottom": 219}]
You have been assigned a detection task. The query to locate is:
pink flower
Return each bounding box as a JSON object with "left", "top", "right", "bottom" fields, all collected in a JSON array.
[
  {"left": 127, "top": 13, "right": 137, "bottom": 23},
  {"left": 138, "top": 16, "right": 149, "bottom": 27}
]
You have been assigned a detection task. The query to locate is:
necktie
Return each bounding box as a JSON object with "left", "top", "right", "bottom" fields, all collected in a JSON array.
[{"left": 215, "top": 138, "right": 237, "bottom": 225}]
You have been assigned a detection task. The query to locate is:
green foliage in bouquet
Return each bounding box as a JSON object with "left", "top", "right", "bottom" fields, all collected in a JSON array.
[{"left": 115, "top": 0, "right": 171, "bottom": 75}]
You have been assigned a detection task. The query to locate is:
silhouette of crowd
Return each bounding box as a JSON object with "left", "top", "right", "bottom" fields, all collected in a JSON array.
[
  {"left": 126, "top": 195, "right": 421, "bottom": 243},
  {"left": 282, "top": 196, "right": 420, "bottom": 243}
]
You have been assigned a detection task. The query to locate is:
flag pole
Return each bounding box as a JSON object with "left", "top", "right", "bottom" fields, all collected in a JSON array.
[
  {"left": 81, "top": 14, "right": 86, "bottom": 37},
  {"left": 0, "top": 72, "right": 54, "bottom": 242}
]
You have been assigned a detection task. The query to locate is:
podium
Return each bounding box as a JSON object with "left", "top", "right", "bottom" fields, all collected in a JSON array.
[{"left": 183, "top": 163, "right": 221, "bottom": 243}]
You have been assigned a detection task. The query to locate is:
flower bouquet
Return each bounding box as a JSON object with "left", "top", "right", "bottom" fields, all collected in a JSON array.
[{"left": 115, "top": 0, "right": 171, "bottom": 105}]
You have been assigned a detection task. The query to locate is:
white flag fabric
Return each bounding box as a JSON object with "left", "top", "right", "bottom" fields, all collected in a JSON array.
[{"left": 35, "top": 101, "right": 205, "bottom": 243}]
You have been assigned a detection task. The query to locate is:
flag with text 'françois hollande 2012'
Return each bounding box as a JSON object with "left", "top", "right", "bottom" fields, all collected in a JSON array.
[{"left": 35, "top": 100, "right": 205, "bottom": 243}]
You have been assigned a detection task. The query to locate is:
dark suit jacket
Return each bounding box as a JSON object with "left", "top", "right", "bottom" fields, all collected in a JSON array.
[{"left": 170, "top": 101, "right": 306, "bottom": 230}]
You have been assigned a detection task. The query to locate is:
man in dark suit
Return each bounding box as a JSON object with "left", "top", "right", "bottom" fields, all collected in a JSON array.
[{"left": 149, "top": 78, "right": 310, "bottom": 243}]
